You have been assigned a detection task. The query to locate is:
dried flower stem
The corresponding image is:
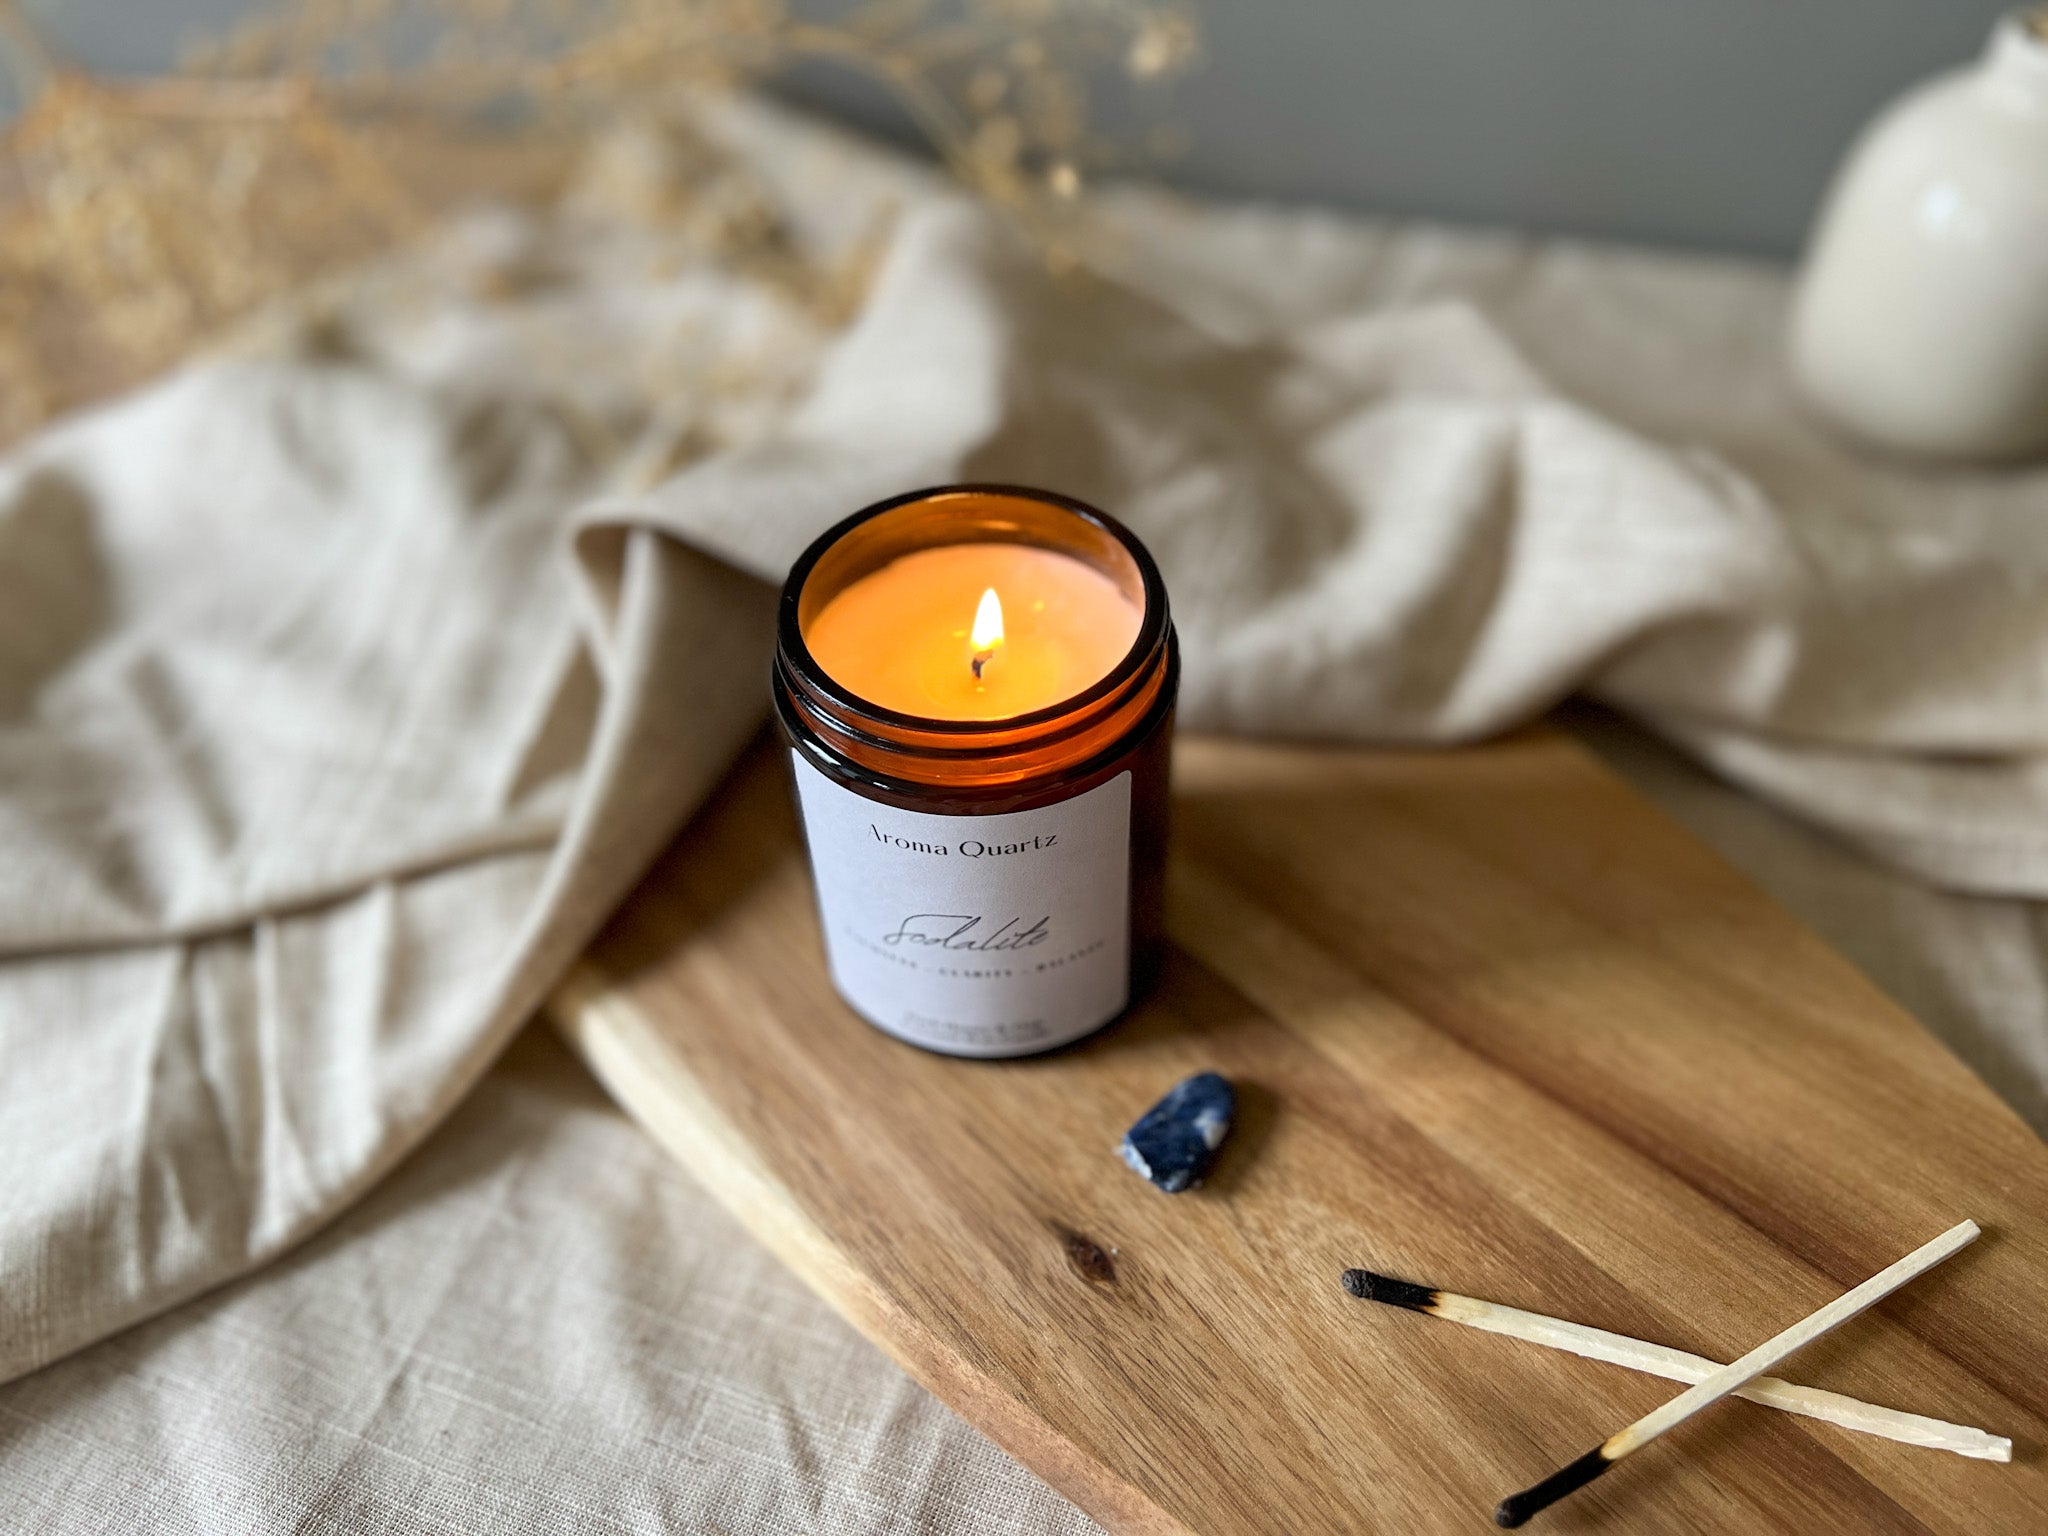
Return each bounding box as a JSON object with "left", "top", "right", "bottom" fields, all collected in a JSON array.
[{"left": 0, "top": 0, "right": 1197, "bottom": 447}]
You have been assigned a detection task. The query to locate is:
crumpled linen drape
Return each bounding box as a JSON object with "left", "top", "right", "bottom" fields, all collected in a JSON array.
[{"left": 4, "top": 99, "right": 2046, "bottom": 1385}]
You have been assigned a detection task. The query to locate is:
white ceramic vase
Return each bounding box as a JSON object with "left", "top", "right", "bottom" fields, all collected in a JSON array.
[{"left": 1790, "top": 8, "right": 2048, "bottom": 461}]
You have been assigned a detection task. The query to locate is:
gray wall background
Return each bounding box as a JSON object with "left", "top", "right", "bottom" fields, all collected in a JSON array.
[{"left": 9, "top": 0, "right": 2019, "bottom": 257}]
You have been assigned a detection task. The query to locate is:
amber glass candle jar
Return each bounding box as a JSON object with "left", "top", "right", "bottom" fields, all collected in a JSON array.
[{"left": 773, "top": 485, "right": 1178, "bottom": 1058}]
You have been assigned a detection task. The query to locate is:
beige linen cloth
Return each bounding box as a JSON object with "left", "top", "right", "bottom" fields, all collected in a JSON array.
[{"left": 5, "top": 98, "right": 2048, "bottom": 1527}]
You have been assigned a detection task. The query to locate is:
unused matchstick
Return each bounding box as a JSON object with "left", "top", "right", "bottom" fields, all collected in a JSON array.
[
  {"left": 1489, "top": 1219, "right": 1981, "bottom": 1526},
  {"left": 1339, "top": 1267, "right": 2009, "bottom": 1462}
]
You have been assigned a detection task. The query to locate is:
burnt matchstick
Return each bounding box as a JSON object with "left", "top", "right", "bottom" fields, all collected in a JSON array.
[
  {"left": 1491, "top": 1219, "right": 1981, "bottom": 1526},
  {"left": 1338, "top": 1268, "right": 2009, "bottom": 1461}
]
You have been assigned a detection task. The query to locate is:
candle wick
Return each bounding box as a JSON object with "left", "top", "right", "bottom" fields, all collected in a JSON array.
[{"left": 971, "top": 649, "right": 993, "bottom": 681}]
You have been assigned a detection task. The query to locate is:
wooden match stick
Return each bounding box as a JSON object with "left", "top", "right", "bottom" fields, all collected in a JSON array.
[
  {"left": 1493, "top": 1219, "right": 1982, "bottom": 1527},
  {"left": 1339, "top": 1268, "right": 2010, "bottom": 1462}
]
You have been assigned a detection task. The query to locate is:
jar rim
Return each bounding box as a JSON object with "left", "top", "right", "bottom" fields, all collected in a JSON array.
[{"left": 776, "top": 484, "right": 1172, "bottom": 740}]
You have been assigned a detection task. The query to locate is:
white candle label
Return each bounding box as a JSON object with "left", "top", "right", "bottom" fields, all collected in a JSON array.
[{"left": 791, "top": 752, "right": 1132, "bottom": 1057}]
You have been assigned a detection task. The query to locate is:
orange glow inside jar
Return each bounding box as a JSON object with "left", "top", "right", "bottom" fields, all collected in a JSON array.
[{"left": 802, "top": 543, "right": 1143, "bottom": 723}]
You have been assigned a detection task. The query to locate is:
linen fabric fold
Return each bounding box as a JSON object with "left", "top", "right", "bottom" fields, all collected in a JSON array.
[{"left": 3, "top": 98, "right": 2046, "bottom": 1386}]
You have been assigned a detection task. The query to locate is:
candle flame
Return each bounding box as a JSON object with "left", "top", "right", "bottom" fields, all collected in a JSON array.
[
  {"left": 971, "top": 587, "right": 1004, "bottom": 652},
  {"left": 970, "top": 587, "right": 1003, "bottom": 680}
]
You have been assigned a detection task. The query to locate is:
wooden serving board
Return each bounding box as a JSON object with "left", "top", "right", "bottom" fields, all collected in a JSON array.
[{"left": 552, "top": 729, "right": 2048, "bottom": 1534}]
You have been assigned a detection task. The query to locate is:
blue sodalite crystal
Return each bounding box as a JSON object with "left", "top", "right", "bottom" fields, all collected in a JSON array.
[{"left": 1119, "top": 1072, "right": 1235, "bottom": 1193}]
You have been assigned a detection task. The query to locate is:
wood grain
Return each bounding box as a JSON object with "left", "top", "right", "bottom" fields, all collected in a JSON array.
[{"left": 551, "top": 729, "right": 2048, "bottom": 1534}]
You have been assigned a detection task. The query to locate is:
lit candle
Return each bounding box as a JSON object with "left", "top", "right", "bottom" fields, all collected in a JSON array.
[
  {"left": 775, "top": 486, "right": 1178, "bottom": 1059},
  {"left": 801, "top": 543, "right": 1144, "bottom": 721}
]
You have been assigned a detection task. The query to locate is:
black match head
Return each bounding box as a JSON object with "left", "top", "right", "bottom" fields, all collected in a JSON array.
[
  {"left": 1339, "top": 1269, "right": 1439, "bottom": 1311},
  {"left": 1495, "top": 1447, "right": 1613, "bottom": 1527}
]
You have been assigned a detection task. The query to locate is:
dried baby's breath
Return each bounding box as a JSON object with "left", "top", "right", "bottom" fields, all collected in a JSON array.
[{"left": 0, "top": 0, "right": 1196, "bottom": 446}]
